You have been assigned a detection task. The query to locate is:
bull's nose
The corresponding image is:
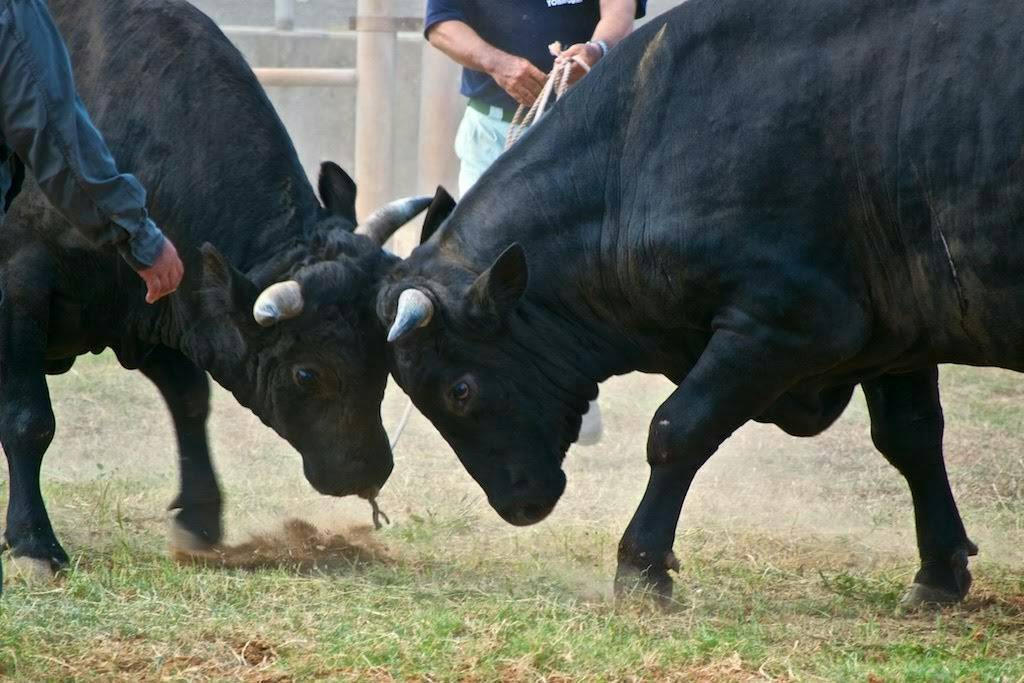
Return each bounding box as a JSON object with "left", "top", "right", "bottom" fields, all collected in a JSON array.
[
  {"left": 492, "top": 468, "right": 565, "bottom": 526},
  {"left": 494, "top": 499, "right": 557, "bottom": 526},
  {"left": 302, "top": 458, "right": 392, "bottom": 497},
  {"left": 511, "top": 502, "right": 556, "bottom": 526}
]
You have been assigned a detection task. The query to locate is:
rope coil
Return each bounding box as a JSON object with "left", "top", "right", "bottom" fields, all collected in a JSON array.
[{"left": 506, "top": 42, "right": 590, "bottom": 150}]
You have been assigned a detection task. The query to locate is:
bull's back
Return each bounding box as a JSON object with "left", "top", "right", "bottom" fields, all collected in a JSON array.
[
  {"left": 603, "top": 0, "right": 1024, "bottom": 367},
  {"left": 21, "top": 0, "right": 316, "bottom": 272}
]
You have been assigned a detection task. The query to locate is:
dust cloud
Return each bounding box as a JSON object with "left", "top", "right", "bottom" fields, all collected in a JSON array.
[{"left": 172, "top": 518, "right": 391, "bottom": 570}]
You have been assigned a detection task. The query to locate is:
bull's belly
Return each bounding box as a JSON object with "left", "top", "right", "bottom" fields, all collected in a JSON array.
[
  {"left": 45, "top": 296, "right": 111, "bottom": 360},
  {"left": 756, "top": 383, "right": 857, "bottom": 437},
  {"left": 918, "top": 299, "right": 1024, "bottom": 372}
]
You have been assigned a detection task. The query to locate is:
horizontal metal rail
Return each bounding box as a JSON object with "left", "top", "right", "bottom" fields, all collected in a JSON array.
[{"left": 253, "top": 68, "right": 358, "bottom": 87}]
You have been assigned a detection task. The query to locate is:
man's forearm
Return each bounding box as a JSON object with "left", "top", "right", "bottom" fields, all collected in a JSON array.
[
  {"left": 427, "top": 20, "right": 512, "bottom": 76},
  {"left": 593, "top": 0, "right": 639, "bottom": 48},
  {"left": 0, "top": 0, "right": 165, "bottom": 269},
  {"left": 428, "top": 19, "right": 547, "bottom": 106}
]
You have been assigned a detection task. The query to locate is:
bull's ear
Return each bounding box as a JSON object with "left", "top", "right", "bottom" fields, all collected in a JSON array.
[
  {"left": 199, "top": 243, "right": 259, "bottom": 319},
  {"left": 420, "top": 186, "right": 456, "bottom": 244},
  {"left": 467, "top": 243, "right": 528, "bottom": 320},
  {"left": 318, "top": 161, "right": 358, "bottom": 225}
]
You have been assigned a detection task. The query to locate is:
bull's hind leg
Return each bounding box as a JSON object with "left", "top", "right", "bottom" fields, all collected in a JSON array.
[
  {"left": 0, "top": 264, "right": 67, "bottom": 577},
  {"left": 863, "top": 367, "right": 976, "bottom": 607},
  {"left": 138, "top": 346, "right": 223, "bottom": 555}
]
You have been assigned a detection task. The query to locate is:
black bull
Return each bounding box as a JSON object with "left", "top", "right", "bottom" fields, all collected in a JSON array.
[
  {"left": 0, "top": 0, "right": 427, "bottom": 580},
  {"left": 380, "top": 0, "right": 1023, "bottom": 606}
]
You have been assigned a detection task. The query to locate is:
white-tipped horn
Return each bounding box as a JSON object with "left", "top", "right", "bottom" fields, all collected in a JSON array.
[
  {"left": 253, "top": 280, "right": 304, "bottom": 327},
  {"left": 358, "top": 195, "right": 433, "bottom": 245},
  {"left": 387, "top": 289, "right": 434, "bottom": 342}
]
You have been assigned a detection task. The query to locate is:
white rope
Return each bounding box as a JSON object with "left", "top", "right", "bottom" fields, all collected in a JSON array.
[
  {"left": 388, "top": 397, "right": 415, "bottom": 451},
  {"left": 365, "top": 397, "right": 415, "bottom": 530},
  {"left": 505, "top": 42, "right": 591, "bottom": 150}
]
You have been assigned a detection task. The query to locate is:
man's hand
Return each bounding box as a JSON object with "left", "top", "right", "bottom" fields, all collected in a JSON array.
[
  {"left": 138, "top": 239, "right": 184, "bottom": 304},
  {"left": 556, "top": 42, "right": 603, "bottom": 87},
  {"left": 426, "top": 20, "right": 547, "bottom": 106},
  {"left": 487, "top": 53, "right": 546, "bottom": 106}
]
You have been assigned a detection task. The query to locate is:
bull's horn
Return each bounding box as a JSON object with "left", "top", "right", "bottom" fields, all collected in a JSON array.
[
  {"left": 253, "top": 280, "right": 304, "bottom": 327},
  {"left": 387, "top": 289, "right": 434, "bottom": 342},
  {"left": 358, "top": 195, "right": 433, "bottom": 245}
]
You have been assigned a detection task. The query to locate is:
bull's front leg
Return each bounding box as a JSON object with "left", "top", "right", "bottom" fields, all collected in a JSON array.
[
  {"left": 615, "top": 328, "right": 835, "bottom": 605},
  {"left": 137, "top": 346, "right": 223, "bottom": 557}
]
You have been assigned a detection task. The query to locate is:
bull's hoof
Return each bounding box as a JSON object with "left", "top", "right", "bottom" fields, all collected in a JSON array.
[
  {"left": 614, "top": 551, "right": 679, "bottom": 609},
  {"left": 899, "top": 548, "right": 973, "bottom": 611},
  {"left": 7, "top": 554, "right": 63, "bottom": 583},
  {"left": 167, "top": 518, "right": 222, "bottom": 562},
  {"left": 167, "top": 498, "right": 223, "bottom": 545},
  {"left": 899, "top": 582, "right": 963, "bottom": 610}
]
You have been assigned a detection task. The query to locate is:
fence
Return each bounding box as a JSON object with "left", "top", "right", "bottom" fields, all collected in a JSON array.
[{"left": 251, "top": 0, "right": 461, "bottom": 255}]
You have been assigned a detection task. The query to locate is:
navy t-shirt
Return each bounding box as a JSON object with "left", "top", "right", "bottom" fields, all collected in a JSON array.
[{"left": 425, "top": 0, "right": 646, "bottom": 111}]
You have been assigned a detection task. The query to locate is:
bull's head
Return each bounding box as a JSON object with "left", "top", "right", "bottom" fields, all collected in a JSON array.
[
  {"left": 379, "top": 205, "right": 586, "bottom": 525},
  {"left": 187, "top": 162, "right": 430, "bottom": 498}
]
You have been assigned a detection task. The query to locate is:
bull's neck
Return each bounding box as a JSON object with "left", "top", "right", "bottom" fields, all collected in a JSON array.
[
  {"left": 169, "top": 297, "right": 258, "bottom": 410},
  {"left": 443, "top": 103, "right": 649, "bottom": 386},
  {"left": 453, "top": 103, "right": 610, "bottom": 262},
  {"left": 122, "top": 251, "right": 262, "bottom": 410}
]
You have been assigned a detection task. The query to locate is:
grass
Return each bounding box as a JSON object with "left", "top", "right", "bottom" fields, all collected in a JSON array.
[{"left": 1, "top": 353, "right": 1023, "bottom": 681}]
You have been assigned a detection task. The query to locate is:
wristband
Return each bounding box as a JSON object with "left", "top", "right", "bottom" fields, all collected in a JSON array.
[{"left": 587, "top": 39, "right": 609, "bottom": 58}]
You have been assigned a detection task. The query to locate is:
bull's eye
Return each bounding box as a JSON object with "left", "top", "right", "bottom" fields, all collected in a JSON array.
[
  {"left": 293, "top": 367, "right": 318, "bottom": 388},
  {"left": 450, "top": 379, "right": 473, "bottom": 404}
]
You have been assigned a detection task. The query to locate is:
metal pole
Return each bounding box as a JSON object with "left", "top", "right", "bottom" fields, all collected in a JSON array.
[
  {"left": 274, "top": 0, "right": 295, "bottom": 31},
  {"left": 354, "top": 0, "right": 396, "bottom": 223}
]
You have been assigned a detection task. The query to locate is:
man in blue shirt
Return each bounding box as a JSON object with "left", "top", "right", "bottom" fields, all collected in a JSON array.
[
  {"left": 0, "top": 0, "right": 183, "bottom": 305},
  {"left": 425, "top": 0, "right": 646, "bottom": 196},
  {"left": 423, "top": 0, "right": 646, "bottom": 446}
]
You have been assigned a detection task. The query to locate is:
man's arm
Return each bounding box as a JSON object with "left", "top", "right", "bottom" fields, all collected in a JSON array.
[
  {"left": 0, "top": 0, "right": 182, "bottom": 303},
  {"left": 592, "top": 0, "right": 642, "bottom": 48},
  {"left": 427, "top": 20, "right": 547, "bottom": 106},
  {"left": 558, "top": 0, "right": 640, "bottom": 84}
]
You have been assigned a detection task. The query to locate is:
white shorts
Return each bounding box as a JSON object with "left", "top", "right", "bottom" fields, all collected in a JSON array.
[{"left": 454, "top": 105, "right": 512, "bottom": 197}]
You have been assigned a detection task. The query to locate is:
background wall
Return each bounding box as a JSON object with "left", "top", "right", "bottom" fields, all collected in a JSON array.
[
  {"left": 187, "top": 1, "right": 683, "bottom": 200},
  {"left": 192, "top": 0, "right": 680, "bottom": 32}
]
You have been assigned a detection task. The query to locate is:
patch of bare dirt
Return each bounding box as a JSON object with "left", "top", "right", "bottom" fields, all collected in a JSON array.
[
  {"left": 172, "top": 518, "right": 392, "bottom": 570},
  {"left": 966, "top": 590, "right": 1024, "bottom": 616}
]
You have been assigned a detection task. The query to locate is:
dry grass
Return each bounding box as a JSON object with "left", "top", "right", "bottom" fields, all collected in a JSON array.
[{"left": 0, "top": 353, "right": 1023, "bottom": 680}]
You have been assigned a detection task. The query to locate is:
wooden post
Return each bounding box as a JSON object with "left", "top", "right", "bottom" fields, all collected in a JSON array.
[
  {"left": 354, "top": 0, "right": 396, "bottom": 222},
  {"left": 274, "top": 0, "right": 295, "bottom": 31},
  {"left": 392, "top": 39, "right": 463, "bottom": 256}
]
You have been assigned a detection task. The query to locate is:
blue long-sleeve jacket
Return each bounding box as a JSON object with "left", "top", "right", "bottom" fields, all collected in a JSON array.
[{"left": 0, "top": 0, "right": 165, "bottom": 269}]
